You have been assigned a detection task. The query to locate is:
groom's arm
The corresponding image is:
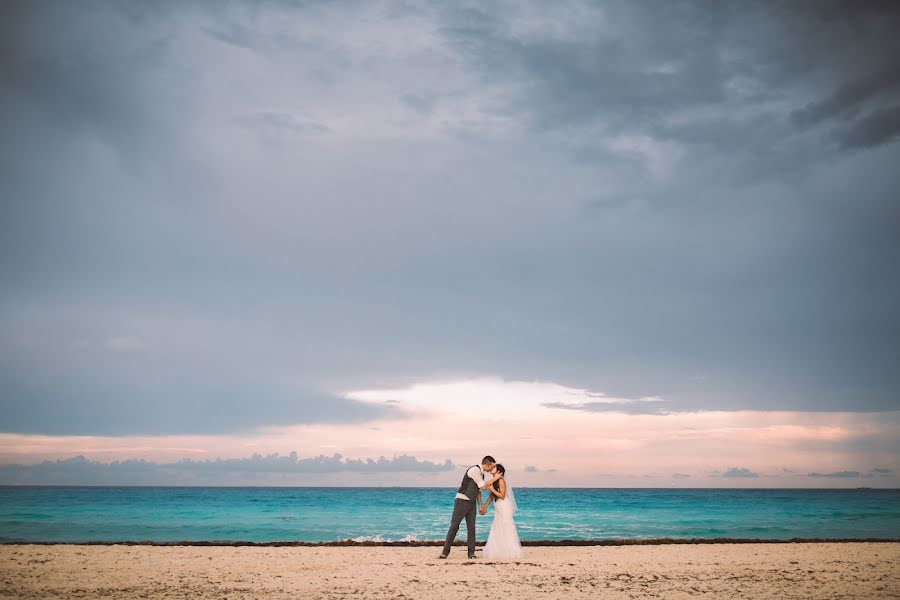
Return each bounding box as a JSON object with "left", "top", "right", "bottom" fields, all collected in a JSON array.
[
  {"left": 467, "top": 465, "right": 491, "bottom": 503},
  {"left": 468, "top": 465, "right": 488, "bottom": 489},
  {"left": 470, "top": 466, "right": 504, "bottom": 492}
]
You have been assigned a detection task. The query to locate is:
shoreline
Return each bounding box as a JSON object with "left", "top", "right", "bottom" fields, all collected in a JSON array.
[
  {"left": 2, "top": 484, "right": 898, "bottom": 489},
  {"left": 3, "top": 537, "right": 898, "bottom": 547}
]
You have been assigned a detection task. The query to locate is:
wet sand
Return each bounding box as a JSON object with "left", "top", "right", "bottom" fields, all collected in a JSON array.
[{"left": 1, "top": 542, "right": 898, "bottom": 599}]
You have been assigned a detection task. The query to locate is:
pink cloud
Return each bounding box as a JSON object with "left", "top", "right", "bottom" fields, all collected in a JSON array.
[{"left": 1, "top": 379, "right": 897, "bottom": 487}]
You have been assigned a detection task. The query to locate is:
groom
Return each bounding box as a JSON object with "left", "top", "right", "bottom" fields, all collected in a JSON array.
[{"left": 439, "top": 456, "right": 498, "bottom": 559}]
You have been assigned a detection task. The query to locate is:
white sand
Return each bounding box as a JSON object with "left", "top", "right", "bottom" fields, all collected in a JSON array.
[{"left": 1, "top": 542, "right": 898, "bottom": 599}]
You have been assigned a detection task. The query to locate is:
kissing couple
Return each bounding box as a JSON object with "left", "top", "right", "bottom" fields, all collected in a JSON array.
[{"left": 439, "top": 455, "right": 524, "bottom": 560}]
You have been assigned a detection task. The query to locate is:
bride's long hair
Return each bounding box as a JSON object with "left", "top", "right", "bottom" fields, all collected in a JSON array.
[
  {"left": 492, "top": 464, "right": 506, "bottom": 491},
  {"left": 493, "top": 464, "right": 517, "bottom": 514}
]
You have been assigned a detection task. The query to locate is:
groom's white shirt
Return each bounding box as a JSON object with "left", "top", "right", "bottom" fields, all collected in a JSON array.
[{"left": 455, "top": 465, "right": 487, "bottom": 501}]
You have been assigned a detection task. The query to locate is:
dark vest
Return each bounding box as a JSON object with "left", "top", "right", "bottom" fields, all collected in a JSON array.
[{"left": 457, "top": 465, "right": 481, "bottom": 501}]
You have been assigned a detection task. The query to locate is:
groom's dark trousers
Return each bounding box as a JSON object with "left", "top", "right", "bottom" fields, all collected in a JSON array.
[{"left": 442, "top": 497, "right": 476, "bottom": 557}]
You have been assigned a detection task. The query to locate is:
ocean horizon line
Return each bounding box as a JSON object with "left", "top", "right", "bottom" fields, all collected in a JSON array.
[
  {"left": 1, "top": 484, "right": 897, "bottom": 490},
  {"left": 3, "top": 537, "right": 899, "bottom": 547}
]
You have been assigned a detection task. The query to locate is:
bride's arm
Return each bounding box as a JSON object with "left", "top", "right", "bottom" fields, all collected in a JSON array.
[
  {"left": 482, "top": 473, "right": 502, "bottom": 487},
  {"left": 483, "top": 479, "right": 506, "bottom": 500}
]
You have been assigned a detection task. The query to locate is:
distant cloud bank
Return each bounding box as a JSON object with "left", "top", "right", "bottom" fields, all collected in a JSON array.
[
  {"left": 3, "top": 454, "right": 891, "bottom": 487},
  {"left": 0, "top": 453, "right": 454, "bottom": 486},
  {"left": 721, "top": 467, "right": 760, "bottom": 478},
  {"left": 808, "top": 468, "right": 892, "bottom": 479},
  {"left": 713, "top": 467, "right": 894, "bottom": 480}
]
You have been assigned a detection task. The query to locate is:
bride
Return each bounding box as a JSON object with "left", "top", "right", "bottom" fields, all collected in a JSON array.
[{"left": 480, "top": 464, "right": 524, "bottom": 559}]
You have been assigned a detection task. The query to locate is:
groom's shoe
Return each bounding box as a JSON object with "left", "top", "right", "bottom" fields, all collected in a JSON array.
[
  {"left": 467, "top": 554, "right": 477, "bottom": 560},
  {"left": 438, "top": 554, "right": 447, "bottom": 559}
]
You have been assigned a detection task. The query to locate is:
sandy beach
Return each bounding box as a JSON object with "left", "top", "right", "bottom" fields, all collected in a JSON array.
[{"left": 1, "top": 542, "right": 897, "bottom": 599}]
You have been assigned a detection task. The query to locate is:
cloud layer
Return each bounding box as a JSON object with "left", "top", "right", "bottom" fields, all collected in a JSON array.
[
  {"left": 0, "top": 452, "right": 454, "bottom": 485},
  {"left": 1, "top": 453, "right": 892, "bottom": 487},
  {"left": 1, "top": 1, "right": 898, "bottom": 443}
]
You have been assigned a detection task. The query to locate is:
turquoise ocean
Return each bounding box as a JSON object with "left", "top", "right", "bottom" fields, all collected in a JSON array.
[{"left": 1, "top": 487, "right": 898, "bottom": 543}]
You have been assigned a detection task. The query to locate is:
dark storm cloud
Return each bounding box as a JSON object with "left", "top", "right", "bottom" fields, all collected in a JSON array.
[
  {"left": 835, "top": 104, "right": 900, "bottom": 149},
  {"left": 436, "top": 2, "right": 728, "bottom": 129},
  {"left": 790, "top": 61, "right": 900, "bottom": 130},
  {"left": 0, "top": 1, "right": 177, "bottom": 160},
  {"left": 0, "top": 452, "right": 454, "bottom": 485},
  {"left": 437, "top": 1, "right": 900, "bottom": 160},
  {"left": 1, "top": 0, "right": 899, "bottom": 437},
  {"left": 432, "top": 0, "right": 900, "bottom": 411}
]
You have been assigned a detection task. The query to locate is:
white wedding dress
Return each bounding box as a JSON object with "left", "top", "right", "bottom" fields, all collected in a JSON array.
[{"left": 482, "top": 482, "right": 524, "bottom": 559}]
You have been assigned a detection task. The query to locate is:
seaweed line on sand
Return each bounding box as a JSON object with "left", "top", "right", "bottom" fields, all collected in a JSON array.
[{"left": 2, "top": 537, "right": 898, "bottom": 547}]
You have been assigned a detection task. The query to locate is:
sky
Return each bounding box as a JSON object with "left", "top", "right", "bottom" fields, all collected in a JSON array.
[{"left": 1, "top": 0, "right": 898, "bottom": 487}]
